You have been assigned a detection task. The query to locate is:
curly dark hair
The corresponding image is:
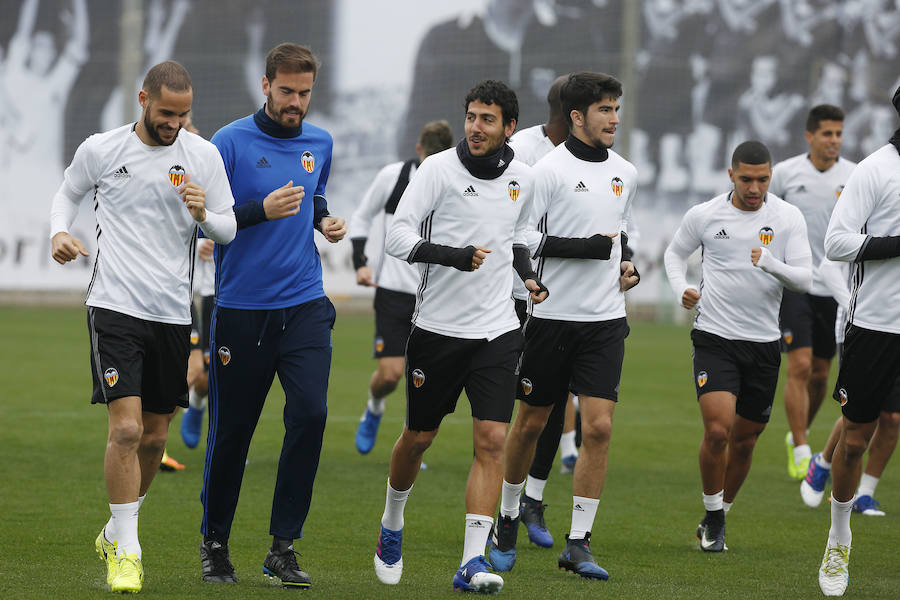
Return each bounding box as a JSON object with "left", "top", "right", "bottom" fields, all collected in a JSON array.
[{"left": 464, "top": 80, "right": 519, "bottom": 125}]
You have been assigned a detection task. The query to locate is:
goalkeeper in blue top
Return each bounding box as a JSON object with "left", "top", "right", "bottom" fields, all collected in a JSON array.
[{"left": 199, "top": 43, "right": 346, "bottom": 589}]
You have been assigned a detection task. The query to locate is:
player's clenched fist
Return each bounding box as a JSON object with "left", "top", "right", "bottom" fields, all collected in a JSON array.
[
  {"left": 179, "top": 173, "right": 207, "bottom": 222},
  {"left": 51, "top": 232, "right": 89, "bottom": 264}
]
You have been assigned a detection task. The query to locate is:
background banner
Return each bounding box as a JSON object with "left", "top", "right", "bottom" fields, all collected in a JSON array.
[{"left": 2, "top": 0, "right": 897, "bottom": 303}]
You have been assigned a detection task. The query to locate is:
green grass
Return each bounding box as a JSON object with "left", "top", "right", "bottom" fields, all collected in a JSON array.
[{"left": 0, "top": 306, "right": 897, "bottom": 599}]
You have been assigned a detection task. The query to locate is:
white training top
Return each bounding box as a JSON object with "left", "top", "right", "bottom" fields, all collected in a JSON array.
[
  {"left": 664, "top": 192, "right": 812, "bottom": 342},
  {"left": 385, "top": 147, "right": 533, "bottom": 340},
  {"left": 527, "top": 143, "right": 637, "bottom": 322},
  {"left": 825, "top": 144, "right": 900, "bottom": 334},
  {"left": 818, "top": 258, "right": 850, "bottom": 344},
  {"left": 50, "top": 124, "right": 236, "bottom": 325},
  {"left": 509, "top": 124, "right": 556, "bottom": 300},
  {"left": 770, "top": 153, "right": 856, "bottom": 296},
  {"left": 348, "top": 160, "right": 421, "bottom": 295}
]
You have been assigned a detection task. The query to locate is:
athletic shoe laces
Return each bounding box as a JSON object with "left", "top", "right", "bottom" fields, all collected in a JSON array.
[
  {"left": 821, "top": 545, "right": 849, "bottom": 575},
  {"left": 377, "top": 528, "right": 402, "bottom": 563}
]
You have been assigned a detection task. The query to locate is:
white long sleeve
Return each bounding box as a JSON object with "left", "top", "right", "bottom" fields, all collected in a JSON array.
[
  {"left": 664, "top": 228, "right": 700, "bottom": 304},
  {"left": 199, "top": 208, "right": 237, "bottom": 244},
  {"left": 755, "top": 247, "right": 812, "bottom": 293},
  {"left": 817, "top": 258, "right": 851, "bottom": 311}
]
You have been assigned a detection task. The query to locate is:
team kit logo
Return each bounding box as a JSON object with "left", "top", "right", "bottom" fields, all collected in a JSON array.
[
  {"left": 412, "top": 368, "right": 425, "bottom": 388},
  {"left": 611, "top": 177, "right": 624, "bottom": 197},
  {"left": 696, "top": 371, "right": 708, "bottom": 387},
  {"left": 838, "top": 388, "right": 848, "bottom": 406},
  {"left": 783, "top": 330, "right": 794, "bottom": 345},
  {"left": 836, "top": 185, "right": 845, "bottom": 198},
  {"left": 168, "top": 165, "right": 186, "bottom": 186},
  {"left": 759, "top": 226, "right": 774, "bottom": 245},
  {"left": 508, "top": 181, "right": 520, "bottom": 202},
  {"left": 301, "top": 151, "right": 315, "bottom": 173},
  {"left": 374, "top": 337, "right": 385, "bottom": 353},
  {"left": 218, "top": 346, "right": 232, "bottom": 366},
  {"left": 521, "top": 378, "right": 533, "bottom": 395},
  {"left": 104, "top": 368, "right": 119, "bottom": 388}
]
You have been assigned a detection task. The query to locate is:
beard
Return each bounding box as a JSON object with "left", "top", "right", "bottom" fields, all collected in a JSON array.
[
  {"left": 266, "top": 94, "right": 305, "bottom": 128},
  {"left": 143, "top": 111, "right": 180, "bottom": 146}
]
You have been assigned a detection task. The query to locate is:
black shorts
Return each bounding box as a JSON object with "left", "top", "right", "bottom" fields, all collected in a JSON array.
[
  {"left": 87, "top": 307, "right": 190, "bottom": 414},
  {"left": 779, "top": 291, "right": 838, "bottom": 358},
  {"left": 834, "top": 325, "right": 900, "bottom": 423},
  {"left": 373, "top": 288, "right": 416, "bottom": 358},
  {"left": 404, "top": 326, "right": 523, "bottom": 431},
  {"left": 517, "top": 317, "right": 629, "bottom": 408},
  {"left": 691, "top": 329, "right": 781, "bottom": 423}
]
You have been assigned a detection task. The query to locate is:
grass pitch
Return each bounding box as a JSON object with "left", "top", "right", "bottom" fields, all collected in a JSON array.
[{"left": 0, "top": 306, "right": 897, "bottom": 599}]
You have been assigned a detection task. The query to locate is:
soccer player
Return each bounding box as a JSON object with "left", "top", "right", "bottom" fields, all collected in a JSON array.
[
  {"left": 505, "top": 73, "right": 571, "bottom": 551},
  {"left": 49, "top": 61, "right": 236, "bottom": 593},
  {"left": 199, "top": 43, "right": 346, "bottom": 589},
  {"left": 664, "top": 140, "right": 812, "bottom": 553},
  {"left": 770, "top": 105, "right": 857, "bottom": 480},
  {"left": 372, "top": 79, "right": 547, "bottom": 594},
  {"left": 800, "top": 259, "right": 900, "bottom": 515},
  {"left": 817, "top": 86, "right": 900, "bottom": 597},
  {"left": 489, "top": 72, "right": 639, "bottom": 580},
  {"left": 350, "top": 120, "right": 454, "bottom": 455}
]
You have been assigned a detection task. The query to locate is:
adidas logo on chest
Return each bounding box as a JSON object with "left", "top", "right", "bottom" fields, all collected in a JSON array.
[
  {"left": 714, "top": 229, "right": 729, "bottom": 239},
  {"left": 462, "top": 185, "right": 478, "bottom": 197},
  {"left": 113, "top": 165, "right": 130, "bottom": 179}
]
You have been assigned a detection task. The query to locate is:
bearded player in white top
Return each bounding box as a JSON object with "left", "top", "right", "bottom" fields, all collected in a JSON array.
[
  {"left": 371, "top": 80, "right": 548, "bottom": 594},
  {"left": 770, "top": 104, "right": 857, "bottom": 481},
  {"left": 817, "top": 86, "right": 900, "bottom": 597},
  {"left": 49, "top": 61, "right": 236, "bottom": 593},
  {"left": 665, "top": 140, "right": 811, "bottom": 554},
  {"left": 490, "top": 72, "right": 639, "bottom": 581}
]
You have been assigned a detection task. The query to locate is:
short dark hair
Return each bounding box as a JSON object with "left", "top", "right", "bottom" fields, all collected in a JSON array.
[
  {"left": 464, "top": 80, "right": 519, "bottom": 126},
  {"left": 265, "top": 43, "right": 319, "bottom": 81},
  {"left": 731, "top": 140, "right": 771, "bottom": 169},
  {"left": 547, "top": 74, "right": 568, "bottom": 120},
  {"left": 806, "top": 104, "right": 844, "bottom": 133},
  {"left": 560, "top": 72, "right": 622, "bottom": 126},
  {"left": 142, "top": 61, "right": 192, "bottom": 98},
  {"left": 418, "top": 120, "right": 453, "bottom": 157}
]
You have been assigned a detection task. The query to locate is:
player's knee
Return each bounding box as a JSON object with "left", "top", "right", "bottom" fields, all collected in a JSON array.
[
  {"left": 380, "top": 364, "right": 405, "bottom": 387},
  {"left": 703, "top": 424, "right": 729, "bottom": 451},
  {"left": 109, "top": 419, "right": 143, "bottom": 448},
  {"left": 879, "top": 411, "right": 900, "bottom": 433},
  {"left": 140, "top": 430, "right": 168, "bottom": 455},
  {"left": 786, "top": 354, "right": 812, "bottom": 380},
  {"left": 581, "top": 415, "right": 612, "bottom": 447},
  {"left": 400, "top": 429, "right": 436, "bottom": 456},
  {"left": 730, "top": 432, "right": 760, "bottom": 457},
  {"left": 474, "top": 428, "right": 506, "bottom": 461},
  {"left": 514, "top": 407, "right": 551, "bottom": 438}
]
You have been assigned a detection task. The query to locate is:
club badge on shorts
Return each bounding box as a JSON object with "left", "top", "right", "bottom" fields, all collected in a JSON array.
[
  {"left": 412, "top": 368, "right": 425, "bottom": 388},
  {"left": 838, "top": 388, "right": 848, "bottom": 406},
  {"left": 104, "top": 368, "right": 119, "bottom": 388},
  {"left": 301, "top": 151, "right": 315, "bottom": 173},
  {"left": 508, "top": 180, "right": 520, "bottom": 202},
  {"left": 375, "top": 337, "right": 385, "bottom": 353},
  {"left": 759, "top": 226, "right": 774, "bottom": 245},
  {"left": 783, "top": 330, "right": 793, "bottom": 345},
  {"left": 168, "top": 165, "right": 186, "bottom": 186},
  {"left": 697, "top": 371, "right": 708, "bottom": 387},
  {"left": 218, "top": 346, "right": 232, "bottom": 366},
  {"left": 521, "top": 378, "right": 533, "bottom": 395}
]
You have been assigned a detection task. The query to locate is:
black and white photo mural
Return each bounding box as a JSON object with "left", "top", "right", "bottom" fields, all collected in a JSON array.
[{"left": 1, "top": 0, "right": 897, "bottom": 304}]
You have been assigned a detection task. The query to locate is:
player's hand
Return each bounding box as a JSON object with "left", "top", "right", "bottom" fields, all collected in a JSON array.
[
  {"left": 320, "top": 216, "right": 346, "bottom": 242},
  {"left": 179, "top": 173, "right": 207, "bottom": 222},
  {"left": 472, "top": 245, "right": 491, "bottom": 270},
  {"left": 525, "top": 278, "right": 549, "bottom": 304},
  {"left": 198, "top": 238, "right": 214, "bottom": 262},
  {"left": 750, "top": 247, "right": 763, "bottom": 266},
  {"left": 356, "top": 266, "right": 375, "bottom": 287},
  {"left": 263, "top": 180, "right": 304, "bottom": 220},
  {"left": 682, "top": 287, "right": 701, "bottom": 309},
  {"left": 619, "top": 260, "right": 640, "bottom": 291},
  {"left": 51, "top": 231, "right": 89, "bottom": 264}
]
